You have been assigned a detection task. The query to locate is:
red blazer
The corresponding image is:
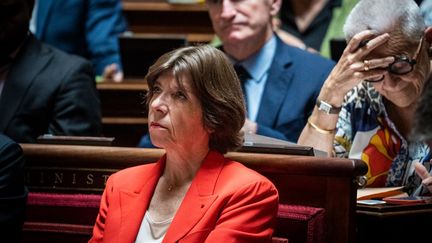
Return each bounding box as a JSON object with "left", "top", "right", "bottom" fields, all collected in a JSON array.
[{"left": 89, "top": 150, "right": 279, "bottom": 243}]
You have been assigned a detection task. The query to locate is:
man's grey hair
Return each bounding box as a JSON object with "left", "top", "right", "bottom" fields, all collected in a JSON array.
[{"left": 343, "top": 0, "right": 425, "bottom": 44}]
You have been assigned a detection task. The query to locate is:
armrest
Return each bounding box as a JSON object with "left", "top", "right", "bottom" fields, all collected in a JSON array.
[{"left": 275, "top": 204, "right": 325, "bottom": 243}]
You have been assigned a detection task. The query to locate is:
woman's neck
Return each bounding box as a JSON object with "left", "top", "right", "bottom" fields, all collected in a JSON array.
[
  {"left": 385, "top": 100, "right": 417, "bottom": 139},
  {"left": 163, "top": 146, "right": 209, "bottom": 187}
]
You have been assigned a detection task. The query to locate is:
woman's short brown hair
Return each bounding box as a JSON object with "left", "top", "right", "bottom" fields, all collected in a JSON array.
[{"left": 145, "top": 45, "right": 246, "bottom": 153}]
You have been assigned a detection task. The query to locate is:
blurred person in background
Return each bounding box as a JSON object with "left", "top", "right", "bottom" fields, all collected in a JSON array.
[
  {"left": 0, "top": 0, "right": 102, "bottom": 143},
  {"left": 31, "top": 0, "right": 128, "bottom": 82}
]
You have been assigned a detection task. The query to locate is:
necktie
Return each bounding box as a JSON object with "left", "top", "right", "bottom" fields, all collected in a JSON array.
[{"left": 233, "top": 64, "right": 251, "bottom": 104}]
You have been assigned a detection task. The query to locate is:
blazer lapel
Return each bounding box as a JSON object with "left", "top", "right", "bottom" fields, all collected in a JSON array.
[
  {"left": 0, "top": 36, "right": 52, "bottom": 132},
  {"left": 163, "top": 151, "right": 223, "bottom": 242},
  {"left": 35, "top": 0, "right": 55, "bottom": 39},
  {"left": 256, "top": 37, "right": 294, "bottom": 126},
  {"left": 118, "top": 157, "right": 165, "bottom": 242}
]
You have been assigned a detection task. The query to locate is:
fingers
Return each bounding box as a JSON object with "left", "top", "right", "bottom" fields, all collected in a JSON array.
[
  {"left": 350, "top": 56, "right": 394, "bottom": 72},
  {"left": 242, "top": 119, "right": 257, "bottom": 134},
  {"left": 103, "top": 64, "right": 117, "bottom": 77},
  {"left": 363, "top": 57, "right": 394, "bottom": 70},
  {"left": 346, "top": 56, "right": 393, "bottom": 82},
  {"left": 414, "top": 162, "right": 431, "bottom": 180},
  {"left": 347, "top": 30, "right": 379, "bottom": 53},
  {"left": 352, "top": 33, "right": 391, "bottom": 61},
  {"left": 423, "top": 177, "right": 432, "bottom": 188},
  {"left": 352, "top": 69, "right": 385, "bottom": 81},
  {"left": 112, "top": 71, "right": 124, "bottom": 82},
  {"left": 414, "top": 163, "right": 432, "bottom": 194},
  {"left": 103, "top": 64, "right": 123, "bottom": 82},
  {"left": 343, "top": 31, "right": 391, "bottom": 65}
]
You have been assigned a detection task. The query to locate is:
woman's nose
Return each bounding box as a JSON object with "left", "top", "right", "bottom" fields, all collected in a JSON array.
[{"left": 150, "top": 95, "right": 168, "bottom": 114}]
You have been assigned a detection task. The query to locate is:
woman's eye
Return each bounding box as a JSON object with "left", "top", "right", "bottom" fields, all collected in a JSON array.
[
  {"left": 174, "top": 91, "right": 187, "bottom": 100},
  {"left": 151, "top": 86, "right": 162, "bottom": 94}
]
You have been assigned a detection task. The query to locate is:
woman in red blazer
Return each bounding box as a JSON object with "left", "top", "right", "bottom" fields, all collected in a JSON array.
[{"left": 90, "top": 45, "right": 279, "bottom": 243}]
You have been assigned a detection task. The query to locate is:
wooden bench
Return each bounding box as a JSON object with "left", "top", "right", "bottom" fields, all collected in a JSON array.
[
  {"left": 21, "top": 144, "right": 367, "bottom": 243},
  {"left": 122, "top": 0, "right": 214, "bottom": 43},
  {"left": 97, "top": 80, "right": 148, "bottom": 147}
]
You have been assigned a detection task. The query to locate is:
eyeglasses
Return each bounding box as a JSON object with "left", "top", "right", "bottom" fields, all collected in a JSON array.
[{"left": 365, "top": 37, "right": 424, "bottom": 82}]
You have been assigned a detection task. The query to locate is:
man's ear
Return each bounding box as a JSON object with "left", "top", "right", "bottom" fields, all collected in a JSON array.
[
  {"left": 269, "top": 0, "right": 282, "bottom": 17},
  {"left": 425, "top": 27, "right": 432, "bottom": 57}
]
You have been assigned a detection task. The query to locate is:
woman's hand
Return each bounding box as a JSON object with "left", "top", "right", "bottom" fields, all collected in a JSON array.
[
  {"left": 318, "top": 30, "right": 394, "bottom": 106},
  {"left": 415, "top": 161, "right": 432, "bottom": 194}
]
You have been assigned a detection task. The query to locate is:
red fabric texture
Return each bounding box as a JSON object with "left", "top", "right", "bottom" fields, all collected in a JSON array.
[
  {"left": 27, "top": 192, "right": 101, "bottom": 208},
  {"left": 276, "top": 204, "right": 325, "bottom": 243}
]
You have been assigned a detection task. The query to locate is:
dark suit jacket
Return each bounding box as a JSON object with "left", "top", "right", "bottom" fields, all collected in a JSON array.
[
  {"left": 90, "top": 151, "right": 278, "bottom": 242},
  {"left": 255, "top": 37, "right": 335, "bottom": 142},
  {"left": 0, "top": 35, "right": 102, "bottom": 143},
  {"left": 0, "top": 134, "right": 27, "bottom": 242},
  {"left": 35, "top": 0, "right": 127, "bottom": 75}
]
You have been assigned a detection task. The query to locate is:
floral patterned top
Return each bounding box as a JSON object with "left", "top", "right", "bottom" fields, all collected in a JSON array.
[{"left": 334, "top": 82, "right": 431, "bottom": 189}]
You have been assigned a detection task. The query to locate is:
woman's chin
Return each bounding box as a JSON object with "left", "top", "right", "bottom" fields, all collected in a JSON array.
[
  {"left": 148, "top": 135, "right": 166, "bottom": 148},
  {"left": 387, "top": 95, "right": 417, "bottom": 108}
]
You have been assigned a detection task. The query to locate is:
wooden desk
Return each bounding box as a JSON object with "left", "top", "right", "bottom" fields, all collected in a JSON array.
[
  {"left": 97, "top": 80, "right": 148, "bottom": 147},
  {"left": 22, "top": 144, "right": 367, "bottom": 243},
  {"left": 122, "top": 0, "right": 214, "bottom": 43},
  {"left": 356, "top": 203, "right": 432, "bottom": 243}
]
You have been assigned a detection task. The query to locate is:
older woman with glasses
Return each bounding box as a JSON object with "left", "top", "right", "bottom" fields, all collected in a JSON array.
[{"left": 298, "top": 0, "right": 432, "bottom": 192}]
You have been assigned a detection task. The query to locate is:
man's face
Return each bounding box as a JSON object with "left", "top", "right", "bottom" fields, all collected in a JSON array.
[
  {"left": 0, "top": 0, "right": 31, "bottom": 59},
  {"left": 207, "top": 0, "right": 277, "bottom": 46}
]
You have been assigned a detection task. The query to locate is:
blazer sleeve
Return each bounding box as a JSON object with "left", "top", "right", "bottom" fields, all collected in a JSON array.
[
  {"left": 86, "top": 0, "right": 128, "bottom": 74},
  {"left": 205, "top": 179, "right": 279, "bottom": 243},
  {"left": 89, "top": 174, "right": 113, "bottom": 243},
  {"left": 48, "top": 59, "right": 102, "bottom": 136}
]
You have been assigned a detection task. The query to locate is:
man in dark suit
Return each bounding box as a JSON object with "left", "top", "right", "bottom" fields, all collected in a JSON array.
[
  {"left": 205, "top": 0, "right": 335, "bottom": 142},
  {"left": 0, "top": 134, "right": 27, "bottom": 242},
  {"left": 32, "top": 0, "right": 128, "bottom": 81},
  {"left": 0, "top": 0, "right": 102, "bottom": 143}
]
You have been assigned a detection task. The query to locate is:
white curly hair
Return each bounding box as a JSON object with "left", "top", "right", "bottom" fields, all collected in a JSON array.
[{"left": 343, "top": 0, "right": 425, "bottom": 44}]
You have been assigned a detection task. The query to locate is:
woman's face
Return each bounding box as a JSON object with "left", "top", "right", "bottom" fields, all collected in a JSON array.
[
  {"left": 148, "top": 72, "right": 210, "bottom": 149},
  {"left": 369, "top": 39, "right": 429, "bottom": 108}
]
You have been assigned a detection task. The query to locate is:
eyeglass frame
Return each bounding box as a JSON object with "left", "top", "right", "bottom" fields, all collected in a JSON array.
[{"left": 365, "top": 36, "right": 425, "bottom": 83}]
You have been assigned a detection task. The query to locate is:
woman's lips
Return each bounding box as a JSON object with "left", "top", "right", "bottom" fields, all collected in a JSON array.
[{"left": 150, "top": 122, "right": 166, "bottom": 129}]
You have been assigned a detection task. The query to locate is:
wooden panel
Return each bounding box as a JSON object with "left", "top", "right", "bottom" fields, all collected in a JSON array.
[
  {"left": 122, "top": 0, "right": 214, "bottom": 43},
  {"left": 97, "top": 80, "right": 147, "bottom": 118},
  {"left": 97, "top": 80, "right": 148, "bottom": 147}
]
